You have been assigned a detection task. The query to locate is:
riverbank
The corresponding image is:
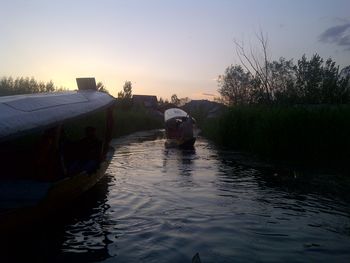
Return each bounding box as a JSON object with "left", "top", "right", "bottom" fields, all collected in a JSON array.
[
  {"left": 199, "top": 105, "right": 350, "bottom": 171},
  {"left": 194, "top": 105, "right": 350, "bottom": 201}
]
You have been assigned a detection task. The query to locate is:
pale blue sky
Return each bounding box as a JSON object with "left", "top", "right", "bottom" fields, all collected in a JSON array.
[{"left": 1, "top": 0, "right": 349, "bottom": 99}]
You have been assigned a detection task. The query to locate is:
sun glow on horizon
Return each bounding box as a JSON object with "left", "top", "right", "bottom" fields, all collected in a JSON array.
[{"left": 1, "top": 1, "right": 349, "bottom": 101}]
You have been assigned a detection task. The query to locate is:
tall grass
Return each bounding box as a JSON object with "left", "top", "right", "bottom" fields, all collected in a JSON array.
[
  {"left": 112, "top": 107, "right": 163, "bottom": 137},
  {"left": 201, "top": 105, "right": 350, "bottom": 168}
]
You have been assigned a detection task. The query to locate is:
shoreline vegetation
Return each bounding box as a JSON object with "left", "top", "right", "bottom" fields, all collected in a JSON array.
[
  {"left": 199, "top": 105, "right": 350, "bottom": 170},
  {"left": 189, "top": 44, "right": 350, "bottom": 199},
  {"left": 113, "top": 81, "right": 164, "bottom": 137},
  {"left": 193, "top": 105, "right": 350, "bottom": 202},
  {"left": 202, "top": 39, "right": 350, "bottom": 172},
  {"left": 1, "top": 54, "right": 350, "bottom": 173},
  {"left": 112, "top": 102, "right": 163, "bottom": 138},
  {"left": 1, "top": 75, "right": 350, "bottom": 200},
  {"left": 0, "top": 76, "right": 62, "bottom": 95},
  {"left": 1, "top": 75, "right": 349, "bottom": 172}
]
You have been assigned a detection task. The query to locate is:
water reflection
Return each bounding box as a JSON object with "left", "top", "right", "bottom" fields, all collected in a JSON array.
[
  {"left": 215, "top": 144, "right": 350, "bottom": 202},
  {"left": 60, "top": 175, "right": 116, "bottom": 261},
  {"left": 163, "top": 147, "right": 196, "bottom": 177},
  {"left": 2, "top": 130, "right": 350, "bottom": 262},
  {"left": 0, "top": 175, "right": 113, "bottom": 263},
  {"left": 214, "top": 145, "right": 350, "bottom": 256}
]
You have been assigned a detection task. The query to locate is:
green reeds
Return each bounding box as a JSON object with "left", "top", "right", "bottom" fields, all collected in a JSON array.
[
  {"left": 201, "top": 105, "right": 350, "bottom": 168},
  {"left": 112, "top": 107, "right": 163, "bottom": 137}
]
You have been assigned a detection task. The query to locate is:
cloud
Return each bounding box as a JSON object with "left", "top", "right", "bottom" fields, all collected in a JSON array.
[
  {"left": 319, "top": 23, "right": 350, "bottom": 50},
  {"left": 202, "top": 93, "right": 215, "bottom": 97}
]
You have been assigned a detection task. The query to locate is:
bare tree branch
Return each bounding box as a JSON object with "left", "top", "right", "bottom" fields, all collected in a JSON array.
[{"left": 233, "top": 30, "right": 273, "bottom": 103}]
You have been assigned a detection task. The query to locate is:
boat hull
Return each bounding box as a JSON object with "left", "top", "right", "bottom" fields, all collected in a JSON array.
[
  {"left": 0, "top": 147, "right": 114, "bottom": 233},
  {"left": 164, "top": 108, "right": 197, "bottom": 148}
]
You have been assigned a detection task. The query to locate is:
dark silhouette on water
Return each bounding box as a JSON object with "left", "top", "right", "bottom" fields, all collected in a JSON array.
[
  {"left": 67, "top": 126, "right": 103, "bottom": 175},
  {"left": 0, "top": 176, "right": 113, "bottom": 263}
]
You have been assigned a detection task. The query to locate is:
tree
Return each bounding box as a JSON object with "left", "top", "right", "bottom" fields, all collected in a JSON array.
[
  {"left": 294, "top": 54, "right": 350, "bottom": 104},
  {"left": 171, "top": 94, "right": 180, "bottom": 106},
  {"left": 339, "top": 66, "right": 350, "bottom": 103},
  {"left": 268, "top": 58, "right": 297, "bottom": 104},
  {"left": 219, "top": 31, "right": 350, "bottom": 105},
  {"left": 0, "top": 76, "right": 59, "bottom": 96},
  {"left": 116, "top": 81, "right": 133, "bottom": 109},
  {"left": 45, "top": 80, "right": 55, "bottom": 92},
  {"left": 296, "top": 54, "right": 324, "bottom": 103},
  {"left": 96, "top": 81, "right": 109, "bottom": 94},
  {"left": 118, "top": 81, "right": 132, "bottom": 99},
  {"left": 218, "top": 65, "right": 254, "bottom": 105},
  {"left": 234, "top": 31, "right": 273, "bottom": 103},
  {"left": 321, "top": 58, "right": 341, "bottom": 104}
]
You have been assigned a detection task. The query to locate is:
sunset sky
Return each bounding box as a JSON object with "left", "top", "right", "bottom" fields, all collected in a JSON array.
[{"left": 1, "top": 0, "right": 349, "bottom": 100}]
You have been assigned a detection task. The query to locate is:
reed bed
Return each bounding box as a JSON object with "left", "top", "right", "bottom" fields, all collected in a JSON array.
[
  {"left": 112, "top": 107, "right": 163, "bottom": 137},
  {"left": 201, "top": 105, "right": 350, "bottom": 168}
]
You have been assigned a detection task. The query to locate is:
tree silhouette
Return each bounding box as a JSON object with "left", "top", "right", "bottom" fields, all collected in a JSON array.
[
  {"left": 171, "top": 94, "right": 180, "bottom": 106},
  {"left": 218, "top": 50, "right": 350, "bottom": 105},
  {"left": 218, "top": 65, "right": 254, "bottom": 105},
  {"left": 0, "top": 76, "right": 60, "bottom": 96},
  {"left": 234, "top": 31, "right": 272, "bottom": 103},
  {"left": 96, "top": 81, "right": 109, "bottom": 93},
  {"left": 118, "top": 81, "right": 132, "bottom": 99}
]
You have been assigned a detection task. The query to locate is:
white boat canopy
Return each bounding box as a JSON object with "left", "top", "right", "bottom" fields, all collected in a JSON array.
[
  {"left": 164, "top": 108, "right": 189, "bottom": 122},
  {"left": 0, "top": 90, "right": 115, "bottom": 142}
]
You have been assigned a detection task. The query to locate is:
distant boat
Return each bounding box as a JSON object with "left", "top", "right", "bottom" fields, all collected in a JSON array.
[
  {"left": 0, "top": 78, "right": 115, "bottom": 231},
  {"left": 164, "top": 108, "right": 196, "bottom": 148}
]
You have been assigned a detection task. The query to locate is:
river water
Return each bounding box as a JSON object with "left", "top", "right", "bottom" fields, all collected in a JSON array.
[{"left": 2, "top": 130, "right": 350, "bottom": 262}]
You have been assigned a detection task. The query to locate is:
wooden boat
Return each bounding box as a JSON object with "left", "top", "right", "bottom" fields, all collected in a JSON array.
[
  {"left": 0, "top": 78, "right": 115, "bottom": 231},
  {"left": 164, "top": 108, "right": 196, "bottom": 148}
]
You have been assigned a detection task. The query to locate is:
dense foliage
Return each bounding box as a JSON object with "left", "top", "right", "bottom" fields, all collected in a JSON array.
[
  {"left": 112, "top": 105, "right": 163, "bottom": 137},
  {"left": 0, "top": 76, "right": 60, "bottom": 96},
  {"left": 118, "top": 81, "right": 132, "bottom": 99},
  {"left": 116, "top": 81, "right": 133, "bottom": 109},
  {"left": 218, "top": 54, "right": 350, "bottom": 105},
  {"left": 0, "top": 77, "right": 111, "bottom": 96},
  {"left": 201, "top": 105, "right": 350, "bottom": 169}
]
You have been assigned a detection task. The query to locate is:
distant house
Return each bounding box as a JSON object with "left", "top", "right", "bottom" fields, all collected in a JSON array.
[
  {"left": 132, "top": 95, "right": 158, "bottom": 108},
  {"left": 182, "top": 99, "right": 226, "bottom": 118}
]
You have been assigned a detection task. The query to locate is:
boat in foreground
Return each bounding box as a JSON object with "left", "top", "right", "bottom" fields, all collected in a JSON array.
[
  {"left": 0, "top": 78, "right": 115, "bottom": 231},
  {"left": 164, "top": 108, "right": 196, "bottom": 148}
]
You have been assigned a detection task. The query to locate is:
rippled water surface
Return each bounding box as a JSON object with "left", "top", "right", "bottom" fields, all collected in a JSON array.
[{"left": 3, "top": 130, "right": 350, "bottom": 262}]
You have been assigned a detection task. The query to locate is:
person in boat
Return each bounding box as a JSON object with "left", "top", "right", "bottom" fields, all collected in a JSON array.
[
  {"left": 68, "top": 126, "right": 103, "bottom": 175},
  {"left": 36, "top": 125, "right": 66, "bottom": 181},
  {"left": 179, "top": 116, "right": 194, "bottom": 141},
  {"left": 166, "top": 118, "right": 182, "bottom": 139}
]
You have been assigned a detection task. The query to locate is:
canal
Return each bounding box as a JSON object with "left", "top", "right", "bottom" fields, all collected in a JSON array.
[{"left": 2, "top": 130, "right": 350, "bottom": 262}]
